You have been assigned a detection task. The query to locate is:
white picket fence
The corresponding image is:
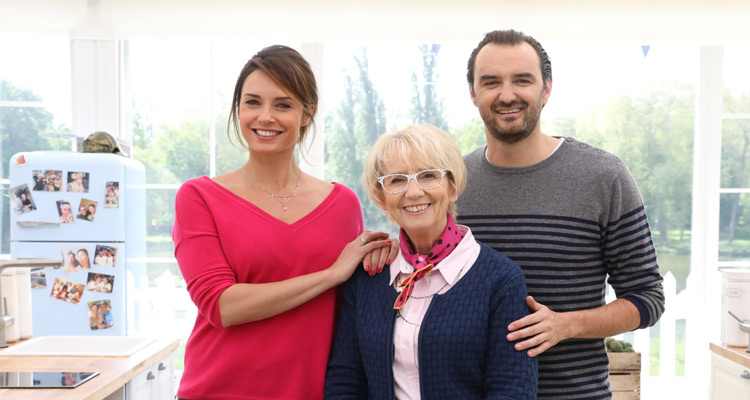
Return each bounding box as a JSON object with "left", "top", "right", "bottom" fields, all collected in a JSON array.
[{"left": 607, "top": 271, "right": 699, "bottom": 398}]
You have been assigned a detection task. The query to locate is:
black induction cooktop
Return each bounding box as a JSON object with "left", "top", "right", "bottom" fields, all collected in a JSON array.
[{"left": 0, "top": 371, "right": 99, "bottom": 389}]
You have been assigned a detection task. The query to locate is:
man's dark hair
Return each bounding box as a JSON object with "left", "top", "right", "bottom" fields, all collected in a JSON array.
[{"left": 466, "top": 29, "right": 552, "bottom": 88}]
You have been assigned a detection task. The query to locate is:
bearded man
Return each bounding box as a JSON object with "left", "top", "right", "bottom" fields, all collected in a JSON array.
[{"left": 456, "top": 29, "right": 665, "bottom": 399}]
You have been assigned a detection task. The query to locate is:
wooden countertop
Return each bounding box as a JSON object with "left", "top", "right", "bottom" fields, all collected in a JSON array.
[
  {"left": 0, "top": 336, "right": 179, "bottom": 400},
  {"left": 710, "top": 342, "right": 750, "bottom": 368}
]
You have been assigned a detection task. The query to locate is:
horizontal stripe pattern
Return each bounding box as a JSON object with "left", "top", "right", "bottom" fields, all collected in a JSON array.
[{"left": 457, "top": 138, "right": 665, "bottom": 399}]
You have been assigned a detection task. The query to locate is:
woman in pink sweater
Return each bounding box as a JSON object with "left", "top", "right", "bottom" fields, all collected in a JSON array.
[{"left": 173, "top": 45, "right": 395, "bottom": 400}]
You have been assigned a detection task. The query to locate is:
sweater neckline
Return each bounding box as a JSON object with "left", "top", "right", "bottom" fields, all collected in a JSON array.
[
  {"left": 200, "top": 176, "right": 343, "bottom": 228},
  {"left": 480, "top": 136, "right": 570, "bottom": 175}
]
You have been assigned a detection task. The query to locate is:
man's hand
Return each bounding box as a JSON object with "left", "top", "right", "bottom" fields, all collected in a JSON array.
[
  {"left": 362, "top": 237, "right": 399, "bottom": 276},
  {"left": 506, "top": 296, "right": 572, "bottom": 357}
]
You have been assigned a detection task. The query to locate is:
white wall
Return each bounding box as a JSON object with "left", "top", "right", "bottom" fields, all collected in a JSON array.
[{"left": 1, "top": 0, "right": 749, "bottom": 43}]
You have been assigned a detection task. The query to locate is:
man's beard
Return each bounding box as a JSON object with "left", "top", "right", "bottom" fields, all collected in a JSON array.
[{"left": 479, "top": 90, "right": 544, "bottom": 145}]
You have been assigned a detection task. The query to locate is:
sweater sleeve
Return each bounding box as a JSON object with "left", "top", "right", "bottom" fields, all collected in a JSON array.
[
  {"left": 485, "top": 257, "right": 538, "bottom": 400},
  {"left": 172, "top": 179, "right": 237, "bottom": 329},
  {"left": 324, "top": 271, "right": 369, "bottom": 399},
  {"left": 603, "top": 168, "right": 666, "bottom": 329}
]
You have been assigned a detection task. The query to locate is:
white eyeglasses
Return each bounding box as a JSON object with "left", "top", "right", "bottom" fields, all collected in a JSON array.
[{"left": 377, "top": 168, "right": 448, "bottom": 194}]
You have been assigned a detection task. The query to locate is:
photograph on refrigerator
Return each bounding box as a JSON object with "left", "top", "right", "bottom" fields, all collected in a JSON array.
[
  {"left": 93, "top": 244, "right": 118, "bottom": 267},
  {"left": 85, "top": 272, "right": 114, "bottom": 293},
  {"left": 10, "top": 183, "right": 37, "bottom": 215},
  {"left": 49, "top": 277, "right": 85, "bottom": 305},
  {"left": 77, "top": 198, "right": 97, "bottom": 222},
  {"left": 31, "top": 267, "right": 47, "bottom": 289},
  {"left": 87, "top": 299, "right": 114, "bottom": 330},
  {"left": 104, "top": 181, "right": 119, "bottom": 208},
  {"left": 66, "top": 171, "right": 89, "bottom": 192},
  {"left": 61, "top": 244, "right": 91, "bottom": 273},
  {"left": 56, "top": 200, "right": 76, "bottom": 224},
  {"left": 10, "top": 151, "right": 145, "bottom": 337},
  {"left": 33, "top": 169, "right": 63, "bottom": 191}
]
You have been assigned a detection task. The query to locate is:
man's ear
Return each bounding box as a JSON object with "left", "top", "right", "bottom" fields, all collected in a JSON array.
[
  {"left": 469, "top": 84, "right": 479, "bottom": 107},
  {"left": 542, "top": 78, "right": 552, "bottom": 106}
]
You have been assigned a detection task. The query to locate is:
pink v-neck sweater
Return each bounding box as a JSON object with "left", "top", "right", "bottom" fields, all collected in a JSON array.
[{"left": 173, "top": 176, "right": 363, "bottom": 400}]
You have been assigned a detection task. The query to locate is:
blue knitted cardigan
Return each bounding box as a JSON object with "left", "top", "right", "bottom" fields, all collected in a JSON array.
[{"left": 325, "top": 242, "right": 538, "bottom": 400}]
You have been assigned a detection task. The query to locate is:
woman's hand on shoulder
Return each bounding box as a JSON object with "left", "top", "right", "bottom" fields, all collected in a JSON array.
[
  {"left": 328, "top": 231, "right": 392, "bottom": 285},
  {"left": 362, "top": 237, "right": 399, "bottom": 276}
]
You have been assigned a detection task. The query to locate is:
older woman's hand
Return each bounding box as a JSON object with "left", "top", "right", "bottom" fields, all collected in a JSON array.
[{"left": 362, "top": 237, "right": 399, "bottom": 276}]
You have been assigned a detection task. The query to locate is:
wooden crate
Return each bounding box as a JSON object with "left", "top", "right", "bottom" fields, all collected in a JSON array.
[{"left": 609, "top": 352, "right": 641, "bottom": 400}]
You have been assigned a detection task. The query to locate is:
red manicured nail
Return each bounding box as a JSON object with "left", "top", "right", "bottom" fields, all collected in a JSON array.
[
  {"left": 369, "top": 269, "right": 375, "bottom": 276},
  {"left": 364, "top": 264, "right": 370, "bottom": 271},
  {"left": 377, "top": 266, "right": 383, "bottom": 273},
  {"left": 386, "top": 259, "right": 391, "bottom": 264}
]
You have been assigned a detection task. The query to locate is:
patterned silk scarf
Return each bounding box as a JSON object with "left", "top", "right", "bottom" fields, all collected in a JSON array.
[{"left": 393, "top": 214, "right": 464, "bottom": 309}]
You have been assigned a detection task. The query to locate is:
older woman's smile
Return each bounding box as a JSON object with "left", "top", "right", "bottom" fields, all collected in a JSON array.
[{"left": 403, "top": 204, "right": 430, "bottom": 213}]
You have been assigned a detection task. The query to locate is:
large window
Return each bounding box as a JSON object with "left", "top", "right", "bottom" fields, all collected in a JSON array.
[
  {"left": 4, "top": 32, "right": 745, "bottom": 397},
  {"left": 0, "top": 34, "right": 73, "bottom": 253},
  {"left": 719, "top": 45, "right": 750, "bottom": 265}
]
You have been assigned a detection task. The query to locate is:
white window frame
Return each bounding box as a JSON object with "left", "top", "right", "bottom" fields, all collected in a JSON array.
[{"left": 0, "top": 37, "right": 736, "bottom": 397}]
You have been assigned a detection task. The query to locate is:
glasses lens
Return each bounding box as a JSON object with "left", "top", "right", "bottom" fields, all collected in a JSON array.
[
  {"left": 416, "top": 170, "right": 443, "bottom": 189},
  {"left": 383, "top": 175, "right": 408, "bottom": 192}
]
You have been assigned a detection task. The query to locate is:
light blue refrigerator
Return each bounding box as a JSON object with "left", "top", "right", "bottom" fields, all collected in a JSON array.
[{"left": 9, "top": 151, "right": 146, "bottom": 336}]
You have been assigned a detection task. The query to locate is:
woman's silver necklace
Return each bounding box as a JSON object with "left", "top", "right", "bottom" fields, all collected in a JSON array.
[
  {"left": 240, "top": 166, "right": 301, "bottom": 212},
  {"left": 395, "top": 262, "right": 468, "bottom": 327}
]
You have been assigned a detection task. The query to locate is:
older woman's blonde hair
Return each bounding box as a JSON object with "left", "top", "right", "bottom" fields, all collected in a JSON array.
[{"left": 363, "top": 124, "right": 467, "bottom": 219}]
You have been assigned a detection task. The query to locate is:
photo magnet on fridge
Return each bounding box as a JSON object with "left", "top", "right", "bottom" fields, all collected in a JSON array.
[
  {"left": 77, "top": 198, "right": 97, "bottom": 222},
  {"left": 31, "top": 267, "right": 47, "bottom": 289},
  {"left": 56, "top": 200, "right": 76, "bottom": 224},
  {"left": 49, "top": 277, "right": 85, "bottom": 305},
  {"left": 85, "top": 272, "right": 114, "bottom": 294},
  {"left": 104, "top": 181, "right": 119, "bottom": 208},
  {"left": 61, "top": 244, "right": 91, "bottom": 273},
  {"left": 87, "top": 299, "right": 114, "bottom": 330},
  {"left": 67, "top": 171, "right": 89, "bottom": 193},
  {"left": 9, "top": 184, "right": 37, "bottom": 215},
  {"left": 33, "top": 170, "right": 63, "bottom": 191},
  {"left": 93, "top": 244, "right": 118, "bottom": 267}
]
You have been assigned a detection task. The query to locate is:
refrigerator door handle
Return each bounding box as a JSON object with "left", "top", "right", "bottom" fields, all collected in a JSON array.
[{"left": 16, "top": 221, "right": 61, "bottom": 227}]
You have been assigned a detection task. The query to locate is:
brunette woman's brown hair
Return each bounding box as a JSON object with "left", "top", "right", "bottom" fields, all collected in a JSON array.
[{"left": 228, "top": 45, "right": 318, "bottom": 151}]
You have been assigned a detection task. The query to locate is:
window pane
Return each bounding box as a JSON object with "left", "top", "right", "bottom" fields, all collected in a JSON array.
[
  {"left": 0, "top": 34, "right": 72, "bottom": 129},
  {"left": 0, "top": 35, "right": 73, "bottom": 179},
  {"left": 133, "top": 113, "right": 211, "bottom": 183},
  {"left": 214, "top": 115, "right": 248, "bottom": 176},
  {"left": 719, "top": 193, "right": 750, "bottom": 262},
  {"left": 322, "top": 42, "right": 462, "bottom": 234},
  {"left": 0, "top": 35, "right": 72, "bottom": 251},
  {"left": 721, "top": 118, "right": 750, "bottom": 189},
  {"left": 146, "top": 188, "right": 177, "bottom": 260},
  {"left": 724, "top": 45, "right": 750, "bottom": 113},
  {"left": 720, "top": 45, "right": 750, "bottom": 262},
  {"left": 126, "top": 38, "right": 212, "bottom": 183},
  {"left": 130, "top": 262, "right": 194, "bottom": 371},
  {"left": 127, "top": 39, "right": 212, "bottom": 113}
]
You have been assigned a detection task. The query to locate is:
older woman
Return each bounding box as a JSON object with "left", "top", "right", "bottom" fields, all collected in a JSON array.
[{"left": 325, "top": 125, "right": 537, "bottom": 399}]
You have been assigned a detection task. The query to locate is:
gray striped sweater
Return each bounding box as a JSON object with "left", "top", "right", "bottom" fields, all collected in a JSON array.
[{"left": 456, "top": 137, "right": 665, "bottom": 400}]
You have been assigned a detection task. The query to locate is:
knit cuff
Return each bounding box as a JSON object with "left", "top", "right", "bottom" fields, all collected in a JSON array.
[{"left": 622, "top": 296, "right": 650, "bottom": 330}]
